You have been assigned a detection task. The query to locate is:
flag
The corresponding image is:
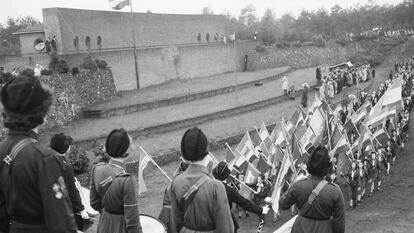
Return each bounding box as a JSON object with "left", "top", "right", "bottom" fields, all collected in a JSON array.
[
  {"left": 270, "top": 125, "right": 278, "bottom": 142},
  {"left": 331, "top": 125, "right": 342, "bottom": 148},
  {"left": 207, "top": 152, "right": 219, "bottom": 172},
  {"left": 295, "top": 107, "right": 306, "bottom": 127},
  {"left": 138, "top": 147, "right": 153, "bottom": 195},
  {"left": 351, "top": 106, "right": 367, "bottom": 124},
  {"left": 256, "top": 155, "right": 271, "bottom": 174},
  {"left": 250, "top": 128, "right": 262, "bottom": 147},
  {"left": 343, "top": 119, "right": 359, "bottom": 142},
  {"left": 236, "top": 131, "right": 255, "bottom": 160},
  {"left": 329, "top": 134, "right": 348, "bottom": 158},
  {"left": 308, "top": 107, "right": 325, "bottom": 145},
  {"left": 108, "top": 0, "right": 130, "bottom": 10},
  {"left": 271, "top": 150, "right": 294, "bottom": 215},
  {"left": 337, "top": 152, "right": 352, "bottom": 175},
  {"left": 259, "top": 121, "right": 271, "bottom": 140},
  {"left": 239, "top": 163, "right": 260, "bottom": 200},
  {"left": 368, "top": 107, "right": 396, "bottom": 128},
  {"left": 272, "top": 145, "right": 284, "bottom": 166},
  {"left": 225, "top": 143, "right": 238, "bottom": 166},
  {"left": 372, "top": 127, "right": 389, "bottom": 146}
]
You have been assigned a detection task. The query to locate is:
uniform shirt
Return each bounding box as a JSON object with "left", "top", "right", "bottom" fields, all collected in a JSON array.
[
  {"left": 0, "top": 130, "right": 77, "bottom": 232},
  {"left": 279, "top": 176, "right": 345, "bottom": 233},
  {"left": 90, "top": 159, "right": 142, "bottom": 233},
  {"left": 58, "top": 155, "right": 84, "bottom": 214},
  {"left": 222, "top": 182, "right": 262, "bottom": 215},
  {"left": 170, "top": 164, "right": 234, "bottom": 233}
]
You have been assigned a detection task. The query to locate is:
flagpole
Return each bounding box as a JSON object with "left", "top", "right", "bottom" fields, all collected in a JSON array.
[
  {"left": 230, "top": 174, "right": 256, "bottom": 193},
  {"left": 128, "top": 0, "right": 140, "bottom": 89},
  {"left": 140, "top": 146, "right": 172, "bottom": 182},
  {"left": 325, "top": 109, "right": 332, "bottom": 151}
]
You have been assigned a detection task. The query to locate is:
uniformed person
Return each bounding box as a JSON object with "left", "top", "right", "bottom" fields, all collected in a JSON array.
[
  {"left": 90, "top": 129, "right": 143, "bottom": 233},
  {"left": 0, "top": 75, "right": 77, "bottom": 232},
  {"left": 170, "top": 127, "right": 234, "bottom": 233},
  {"left": 279, "top": 146, "right": 345, "bottom": 233},
  {"left": 212, "top": 162, "right": 269, "bottom": 233},
  {"left": 50, "top": 133, "right": 89, "bottom": 230}
]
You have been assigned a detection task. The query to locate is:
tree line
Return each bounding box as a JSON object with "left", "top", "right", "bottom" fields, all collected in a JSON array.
[{"left": 204, "top": 0, "right": 414, "bottom": 44}]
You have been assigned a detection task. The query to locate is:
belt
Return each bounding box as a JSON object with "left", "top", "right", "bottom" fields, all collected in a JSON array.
[
  {"left": 299, "top": 214, "right": 330, "bottom": 221},
  {"left": 104, "top": 209, "right": 124, "bottom": 215},
  {"left": 181, "top": 226, "right": 216, "bottom": 233},
  {"left": 12, "top": 216, "right": 45, "bottom": 225},
  {"left": 182, "top": 225, "right": 215, "bottom": 232}
]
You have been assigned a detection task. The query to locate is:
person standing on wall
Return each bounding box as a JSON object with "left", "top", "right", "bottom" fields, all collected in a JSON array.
[
  {"left": 170, "top": 127, "right": 234, "bottom": 233},
  {"left": 0, "top": 74, "right": 78, "bottom": 233},
  {"left": 279, "top": 146, "right": 345, "bottom": 233}
]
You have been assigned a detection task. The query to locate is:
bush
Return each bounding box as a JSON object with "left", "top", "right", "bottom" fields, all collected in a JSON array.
[
  {"left": 48, "top": 51, "right": 60, "bottom": 71},
  {"left": 80, "top": 56, "right": 98, "bottom": 71},
  {"left": 67, "top": 146, "right": 90, "bottom": 175},
  {"left": 311, "top": 35, "right": 326, "bottom": 47},
  {"left": 335, "top": 37, "right": 349, "bottom": 47},
  {"left": 56, "top": 60, "right": 69, "bottom": 74},
  {"left": 41, "top": 69, "right": 53, "bottom": 75},
  {"left": 95, "top": 59, "right": 108, "bottom": 69},
  {"left": 255, "top": 45, "right": 266, "bottom": 52},
  {"left": 291, "top": 41, "right": 302, "bottom": 47}
]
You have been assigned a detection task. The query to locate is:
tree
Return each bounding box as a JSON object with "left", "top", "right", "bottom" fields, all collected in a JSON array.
[
  {"left": 0, "top": 16, "right": 41, "bottom": 55},
  {"left": 260, "top": 9, "right": 277, "bottom": 45},
  {"left": 202, "top": 6, "right": 214, "bottom": 15}
]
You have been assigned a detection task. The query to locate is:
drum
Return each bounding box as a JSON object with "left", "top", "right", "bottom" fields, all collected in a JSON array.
[
  {"left": 273, "top": 215, "right": 298, "bottom": 233},
  {"left": 140, "top": 214, "right": 167, "bottom": 233},
  {"left": 75, "top": 180, "right": 99, "bottom": 216}
]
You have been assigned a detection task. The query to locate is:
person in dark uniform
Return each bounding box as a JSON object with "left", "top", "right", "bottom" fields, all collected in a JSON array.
[
  {"left": 0, "top": 75, "right": 77, "bottom": 233},
  {"left": 159, "top": 161, "right": 189, "bottom": 233},
  {"left": 212, "top": 162, "right": 269, "bottom": 233},
  {"left": 90, "top": 129, "right": 143, "bottom": 233},
  {"left": 170, "top": 127, "right": 234, "bottom": 233},
  {"left": 279, "top": 146, "right": 345, "bottom": 233},
  {"left": 50, "top": 133, "right": 90, "bottom": 230}
]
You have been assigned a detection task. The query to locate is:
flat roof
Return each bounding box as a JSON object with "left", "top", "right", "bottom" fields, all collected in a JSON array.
[{"left": 13, "top": 24, "right": 44, "bottom": 35}]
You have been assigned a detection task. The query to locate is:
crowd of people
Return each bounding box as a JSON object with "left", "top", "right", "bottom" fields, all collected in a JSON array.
[
  {"left": 0, "top": 50, "right": 412, "bottom": 233},
  {"left": 316, "top": 64, "right": 375, "bottom": 103},
  {"left": 326, "top": 57, "right": 414, "bottom": 210}
]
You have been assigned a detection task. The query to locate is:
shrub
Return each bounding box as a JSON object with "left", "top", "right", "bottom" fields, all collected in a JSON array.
[
  {"left": 80, "top": 56, "right": 98, "bottom": 71},
  {"left": 48, "top": 51, "right": 60, "bottom": 71},
  {"left": 95, "top": 59, "right": 108, "bottom": 69},
  {"left": 56, "top": 60, "right": 69, "bottom": 74},
  {"left": 67, "top": 146, "right": 90, "bottom": 175},
  {"left": 41, "top": 69, "right": 53, "bottom": 75},
  {"left": 311, "top": 35, "right": 326, "bottom": 47},
  {"left": 255, "top": 45, "right": 266, "bottom": 52},
  {"left": 292, "top": 41, "right": 302, "bottom": 47},
  {"left": 335, "top": 37, "right": 349, "bottom": 47}
]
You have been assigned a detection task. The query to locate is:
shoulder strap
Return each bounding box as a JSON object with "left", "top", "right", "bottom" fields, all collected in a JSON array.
[
  {"left": 3, "top": 138, "right": 37, "bottom": 167},
  {"left": 307, "top": 180, "right": 328, "bottom": 205},
  {"left": 182, "top": 175, "right": 210, "bottom": 214}
]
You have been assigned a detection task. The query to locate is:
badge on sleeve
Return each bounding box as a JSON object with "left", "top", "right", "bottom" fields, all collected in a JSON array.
[{"left": 52, "top": 176, "right": 68, "bottom": 199}]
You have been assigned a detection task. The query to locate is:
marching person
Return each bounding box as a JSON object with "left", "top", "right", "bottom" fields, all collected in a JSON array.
[
  {"left": 279, "top": 146, "right": 345, "bottom": 233},
  {"left": 347, "top": 161, "right": 359, "bottom": 210},
  {"left": 0, "top": 74, "right": 77, "bottom": 232},
  {"left": 50, "top": 133, "right": 89, "bottom": 230},
  {"left": 90, "top": 128, "right": 143, "bottom": 233},
  {"left": 212, "top": 162, "right": 269, "bottom": 233},
  {"left": 170, "top": 127, "right": 234, "bottom": 233}
]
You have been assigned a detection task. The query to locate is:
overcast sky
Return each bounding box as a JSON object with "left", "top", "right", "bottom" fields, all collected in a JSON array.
[{"left": 0, "top": 0, "right": 404, "bottom": 25}]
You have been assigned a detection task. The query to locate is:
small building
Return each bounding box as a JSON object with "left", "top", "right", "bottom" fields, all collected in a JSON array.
[{"left": 13, "top": 24, "right": 46, "bottom": 55}]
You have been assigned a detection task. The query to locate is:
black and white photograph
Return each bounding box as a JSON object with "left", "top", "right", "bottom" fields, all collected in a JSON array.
[{"left": 0, "top": 0, "right": 413, "bottom": 232}]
